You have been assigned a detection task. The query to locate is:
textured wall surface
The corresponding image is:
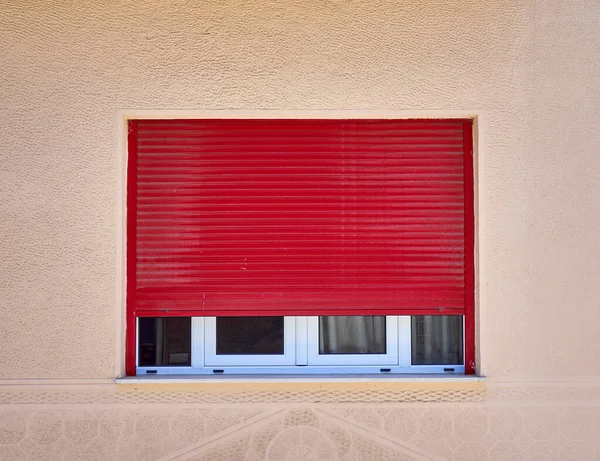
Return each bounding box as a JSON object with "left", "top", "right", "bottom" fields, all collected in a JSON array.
[
  {"left": 1, "top": 1, "right": 600, "bottom": 458},
  {"left": 0, "top": 382, "right": 600, "bottom": 461},
  {"left": 2, "top": 0, "right": 599, "bottom": 381}
]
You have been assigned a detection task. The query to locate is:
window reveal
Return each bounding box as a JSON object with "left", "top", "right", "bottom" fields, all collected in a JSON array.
[{"left": 127, "top": 119, "right": 475, "bottom": 375}]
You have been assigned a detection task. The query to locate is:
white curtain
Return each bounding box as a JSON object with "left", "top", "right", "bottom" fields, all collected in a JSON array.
[{"left": 319, "top": 316, "right": 386, "bottom": 354}]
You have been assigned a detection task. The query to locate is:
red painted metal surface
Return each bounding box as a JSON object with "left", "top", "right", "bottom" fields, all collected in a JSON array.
[
  {"left": 128, "top": 119, "right": 472, "bottom": 318},
  {"left": 126, "top": 121, "right": 138, "bottom": 377},
  {"left": 462, "top": 122, "right": 476, "bottom": 375}
]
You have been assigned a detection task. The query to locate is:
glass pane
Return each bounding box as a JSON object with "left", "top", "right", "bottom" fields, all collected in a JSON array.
[
  {"left": 216, "top": 317, "right": 284, "bottom": 355},
  {"left": 411, "top": 316, "right": 463, "bottom": 365},
  {"left": 138, "top": 317, "right": 191, "bottom": 366},
  {"left": 319, "top": 316, "right": 386, "bottom": 354}
]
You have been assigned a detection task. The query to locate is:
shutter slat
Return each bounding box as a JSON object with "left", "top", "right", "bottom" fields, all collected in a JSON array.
[{"left": 129, "top": 119, "right": 470, "bottom": 316}]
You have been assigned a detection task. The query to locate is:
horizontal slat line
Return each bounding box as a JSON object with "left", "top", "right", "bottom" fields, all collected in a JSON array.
[
  {"left": 137, "top": 260, "right": 465, "bottom": 267},
  {"left": 137, "top": 233, "right": 466, "bottom": 240},
  {"left": 138, "top": 208, "right": 464, "bottom": 216},
  {"left": 136, "top": 131, "right": 465, "bottom": 138},
  {"left": 134, "top": 310, "right": 466, "bottom": 317},
  {"left": 137, "top": 273, "right": 465, "bottom": 280},
  {"left": 136, "top": 165, "right": 464, "bottom": 173},
  {"left": 136, "top": 289, "right": 464, "bottom": 295},
  {"left": 137, "top": 137, "right": 464, "bottom": 145},
  {"left": 136, "top": 250, "right": 465, "bottom": 257},
  {"left": 136, "top": 121, "right": 465, "bottom": 130},
  {"left": 136, "top": 181, "right": 464, "bottom": 187},
  {"left": 136, "top": 226, "right": 465, "bottom": 232},
  {"left": 136, "top": 221, "right": 464, "bottom": 229},
  {"left": 136, "top": 212, "right": 463, "bottom": 220},
  {"left": 135, "top": 162, "right": 464, "bottom": 169},
  {"left": 135, "top": 267, "right": 466, "bottom": 274},
  {"left": 136, "top": 285, "right": 466, "bottom": 291},
  {"left": 137, "top": 230, "right": 463, "bottom": 236},
  {"left": 135, "top": 209, "right": 463, "bottom": 216},
  {"left": 136, "top": 282, "right": 465, "bottom": 287},
  {"left": 137, "top": 241, "right": 464, "bottom": 248},
  {"left": 136, "top": 189, "right": 465, "bottom": 196},
  {"left": 136, "top": 129, "right": 465, "bottom": 136},
  {"left": 135, "top": 252, "right": 466, "bottom": 260},
  {"left": 136, "top": 154, "right": 465, "bottom": 161},
  {"left": 136, "top": 198, "right": 465, "bottom": 205},
  {"left": 134, "top": 305, "right": 466, "bottom": 310},
  {"left": 136, "top": 162, "right": 463, "bottom": 169},
  {"left": 138, "top": 142, "right": 462, "bottom": 149},
  {"left": 138, "top": 260, "right": 464, "bottom": 266},
  {"left": 136, "top": 127, "right": 464, "bottom": 134},
  {"left": 135, "top": 289, "right": 465, "bottom": 293},
  {"left": 135, "top": 227, "right": 465, "bottom": 234},
  {"left": 136, "top": 147, "right": 464, "bottom": 155},
  {"left": 136, "top": 131, "right": 464, "bottom": 139},
  {"left": 134, "top": 290, "right": 466, "bottom": 296},
  {"left": 136, "top": 194, "right": 464, "bottom": 201},
  {"left": 136, "top": 283, "right": 466, "bottom": 290},
  {"left": 138, "top": 233, "right": 466, "bottom": 241},
  {"left": 134, "top": 237, "right": 465, "bottom": 243},
  {"left": 136, "top": 208, "right": 464, "bottom": 215},
  {"left": 136, "top": 141, "right": 464, "bottom": 149},
  {"left": 135, "top": 264, "right": 466, "bottom": 271},
  {"left": 137, "top": 124, "right": 463, "bottom": 130},
  {"left": 135, "top": 294, "right": 466, "bottom": 299},
  {"left": 135, "top": 214, "right": 465, "bottom": 220},
  {"left": 135, "top": 232, "right": 465, "bottom": 239},
  {"left": 135, "top": 200, "right": 466, "bottom": 208},
  {"left": 136, "top": 274, "right": 466, "bottom": 281},
  {"left": 136, "top": 141, "right": 466, "bottom": 149},
  {"left": 135, "top": 122, "right": 464, "bottom": 130},
  {"left": 135, "top": 280, "right": 466, "bottom": 285},
  {"left": 135, "top": 174, "right": 464, "bottom": 181},
  {"left": 137, "top": 150, "right": 463, "bottom": 160},
  {"left": 135, "top": 200, "right": 465, "bottom": 209},
  {"left": 136, "top": 241, "right": 464, "bottom": 252},
  {"left": 135, "top": 294, "right": 466, "bottom": 300},
  {"left": 136, "top": 172, "right": 464, "bottom": 179}
]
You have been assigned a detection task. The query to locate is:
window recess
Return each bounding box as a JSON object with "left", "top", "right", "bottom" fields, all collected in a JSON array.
[
  {"left": 127, "top": 118, "right": 475, "bottom": 376},
  {"left": 135, "top": 315, "right": 465, "bottom": 375}
]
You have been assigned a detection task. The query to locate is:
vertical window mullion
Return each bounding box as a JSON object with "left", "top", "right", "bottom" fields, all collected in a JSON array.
[
  {"left": 295, "top": 316, "right": 308, "bottom": 365},
  {"left": 135, "top": 317, "right": 139, "bottom": 368},
  {"left": 398, "top": 316, "right": 412, "bottom": 367},
  {"left": 191, "top": 317, "right": 205, "bottom": 369}
]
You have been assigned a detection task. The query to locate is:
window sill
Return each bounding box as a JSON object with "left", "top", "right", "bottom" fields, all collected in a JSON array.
[{"left": 116, "top": 374, "right": 485, "bottom": 384}]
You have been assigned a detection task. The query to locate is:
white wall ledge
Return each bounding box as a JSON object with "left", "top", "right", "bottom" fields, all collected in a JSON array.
[{"left": 115, "top": 374, "right": 486, "bottom": 384}]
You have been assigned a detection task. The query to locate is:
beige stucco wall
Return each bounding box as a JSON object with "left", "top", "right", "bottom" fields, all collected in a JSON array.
[
  {"left": 0, "top": 382, "right": 599, "bottom": 460},
  {"left": 1, "top": 0, "right": 599, "bottom": 459},
  {"left": 2, "top": 0, "right": 599, "bottom": 382}
]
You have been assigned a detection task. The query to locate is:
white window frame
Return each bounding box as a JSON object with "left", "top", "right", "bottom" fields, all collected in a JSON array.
[
  {"left": 135, "top": 315, "right": 465, "bottom": 375},
  {"left": 306, "top": 316, "right": 398, "bottom": 365},
  {"left": 204, "top": 317, "right": 296, "bottom": 366}
]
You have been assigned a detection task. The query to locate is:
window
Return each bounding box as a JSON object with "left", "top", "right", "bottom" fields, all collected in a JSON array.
[
  {"left": 127, "top": 119, "right": 475, "bottom": 376},
  {"left": 136, "top": 315, "right": 465, "bottom": 374}
]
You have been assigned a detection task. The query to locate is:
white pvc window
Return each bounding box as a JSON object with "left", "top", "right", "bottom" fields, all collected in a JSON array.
[
  {"left": 204, "top": 317, "right": 296, "bottom": 366},
  {"left": 307, "top": 316, "right": 398, "bottom": 366},
  {"left": 136, "top": 315, "right": 464, "bottom": 375}
]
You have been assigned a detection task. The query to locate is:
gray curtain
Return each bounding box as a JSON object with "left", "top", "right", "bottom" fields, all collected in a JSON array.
[
  {"left": 411, "top": 315, "right": 463, "bottom": 365},
  {"left": 319, "top": 316, "right": 386, "bottom": 354}
]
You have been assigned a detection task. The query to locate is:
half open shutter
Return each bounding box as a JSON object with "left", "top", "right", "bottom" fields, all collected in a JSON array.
[{"left": 128, "top": 119, "right": 472, "bottom": 317}]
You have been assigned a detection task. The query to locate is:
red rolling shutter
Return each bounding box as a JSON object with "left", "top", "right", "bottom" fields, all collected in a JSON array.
[{"left": 128, "top": 119, "right": 472, "bottom": 317}]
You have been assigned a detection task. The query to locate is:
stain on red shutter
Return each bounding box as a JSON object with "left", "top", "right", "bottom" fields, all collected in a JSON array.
[{"left": 129, "top": 119, "right": 471, "bottom": 317}]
